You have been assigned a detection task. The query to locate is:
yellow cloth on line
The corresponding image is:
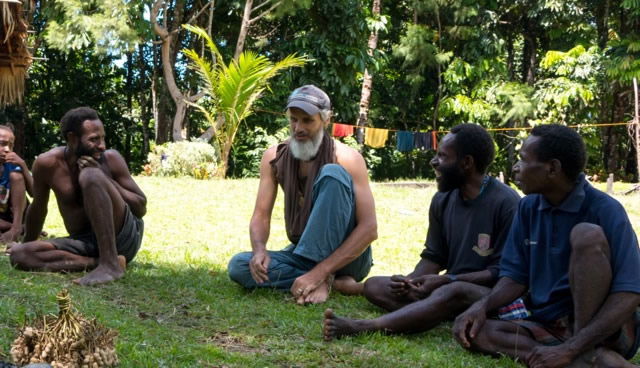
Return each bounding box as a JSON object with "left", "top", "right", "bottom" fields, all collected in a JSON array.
[{"left": 364, "top": 127, "right": 389, "bottom": 148}]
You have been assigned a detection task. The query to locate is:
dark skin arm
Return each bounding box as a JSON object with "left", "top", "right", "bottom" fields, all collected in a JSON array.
[
  {"left": 408, "top": 269, "right": 496, "bottom": 300},
  {"left": 453, "top": 277, "right": 527, "bottom": 348},
  {"left": 390, "top": 258, "right": 442, "bottom": 298},
  {"left": 527, "top": 292, "right": 640, "bottom": 368},
  {"left": 78, "top": 150, "right": 147, "bottom": 218},
  {"left": 4, "top": 152, "right": 33, "bottom": 196},
  {"left": 21, "top": 157, "right": 51, "bottom": 242}
]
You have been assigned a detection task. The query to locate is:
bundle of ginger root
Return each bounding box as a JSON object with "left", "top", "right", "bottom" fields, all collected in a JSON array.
[{"left": 10, "top": 289, "right": 119, "bottom": 368}]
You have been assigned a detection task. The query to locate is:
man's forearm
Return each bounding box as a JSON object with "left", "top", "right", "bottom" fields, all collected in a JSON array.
[
  {"left": 23, "top": 204, "right": 47, "bottom": 242},
  {"left": 249, "top": 217, "right": 270, "bottom": 253},
  {"left": 477, "top": 277, "right": 527, "bottom": 313},
  {"left": 312, "top": 221, "right": 377, "bottom": 276},
  {"left": 454, "top": 270, "right": 495, "bottom": 286},
  {"left": 109, "top": 178, "right": 146, "bottom": 217},
  {"left": 564, "top": 292, "right": 640, "bottom": 357}
]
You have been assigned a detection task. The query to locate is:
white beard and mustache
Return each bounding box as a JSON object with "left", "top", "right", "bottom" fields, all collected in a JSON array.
[{"left": 289, "top": 129, "right": 324, "bottom": 161}]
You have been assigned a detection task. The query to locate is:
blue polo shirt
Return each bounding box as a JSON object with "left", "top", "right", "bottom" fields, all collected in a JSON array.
[{"left": 499, "top": 174, "right": 640, "bottom": 322}]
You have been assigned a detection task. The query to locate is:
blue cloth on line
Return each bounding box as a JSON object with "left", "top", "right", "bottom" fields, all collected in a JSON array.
[
  {"left": 396, "top": 131, "right": 414, "bottom": 152},
  {"left": 414, "top": 132, "right": 432, "bottom": 150}
]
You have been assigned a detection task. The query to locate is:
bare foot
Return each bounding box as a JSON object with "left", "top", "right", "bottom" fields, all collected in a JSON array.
[
  {"left": 73, "top": 261, "right": 125, "bottom": 286},
  {"left": 0, "top": 227, "right": 21, "bottom": 244},
  {"left": 296, "top": 280, "right": 331, "bottom": 305},
  {"left": 323, "top": 308, "right": 369, "bottom": 341},
  {"left": 333, "top": 276, "right": 364, "bottom": 295}
]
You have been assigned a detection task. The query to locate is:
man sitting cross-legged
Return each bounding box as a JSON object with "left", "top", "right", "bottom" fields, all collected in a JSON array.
[
  {"left": 0, "top": 124, "right": 33, "bottom": 243},
  {"left": 228, "top": 85, "right": 377, "bottom": 305},
  {"left": 324, "top": 124, "right": 520, "bottom": 340},
  {"left": 453, "top": 124, "right": 640, "bottom": 368},
  {"left": 7, "top": 107, "right": 146, "bottom": 286}
]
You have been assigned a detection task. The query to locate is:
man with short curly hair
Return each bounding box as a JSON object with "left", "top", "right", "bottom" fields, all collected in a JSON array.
[
  {"left": 454, "top": 124, "right": 640, "bottom": 367},
  {"left": 324, "top": 123, "right": 520, "bottom": 340}
]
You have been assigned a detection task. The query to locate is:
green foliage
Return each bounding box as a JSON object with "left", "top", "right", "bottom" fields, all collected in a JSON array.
[
  {"left": 228, "top": 125, "right": 289, "bottom": 178},
  {"left": 182, "top": 24, "right": 307, "bottom": 176},
  {"left": 145, "top": 140, "right": 218, "bottom": 179},
  {"left": 44, "top": 0, "right": 141, "bottom": 54}
]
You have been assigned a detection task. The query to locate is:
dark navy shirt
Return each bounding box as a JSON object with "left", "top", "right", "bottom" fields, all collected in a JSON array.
[
  {"left": 421, "top": 177, "right": 520, "bottom": 282},
  {"left": 499, "top": 174, "right": 640, "bottom": 322}
]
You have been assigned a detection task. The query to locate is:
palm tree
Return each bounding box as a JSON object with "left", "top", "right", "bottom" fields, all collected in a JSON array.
[{"left": 182, "top": 24, "right": 308, "bottom": 177}]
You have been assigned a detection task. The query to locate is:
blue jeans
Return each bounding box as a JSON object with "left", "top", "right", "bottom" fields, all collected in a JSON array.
[{"left": 228, "top": 164, "right": 373, "bottom": 290}]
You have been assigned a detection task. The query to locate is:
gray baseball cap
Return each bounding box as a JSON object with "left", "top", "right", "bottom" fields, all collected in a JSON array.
[{"left": 286, "top": 85, "right": 331, "bottom": 116}]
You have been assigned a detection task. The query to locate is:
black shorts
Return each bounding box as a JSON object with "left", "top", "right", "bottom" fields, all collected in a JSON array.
[{"left": 48, "top": 206, "right": 144, "bottom": 263}]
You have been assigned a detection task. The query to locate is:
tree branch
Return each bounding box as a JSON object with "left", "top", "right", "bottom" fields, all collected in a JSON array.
[
  {"left": 171, "top": 2, "right": 213, "bottom": 35},
  {"left": 249, "top": 0, "right": 281, "bottom": 24},
  {"left": 251, "top": 0, "right": 273, "bottom": 14}
]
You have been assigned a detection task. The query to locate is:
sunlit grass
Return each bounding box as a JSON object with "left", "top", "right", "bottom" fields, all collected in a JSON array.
[{"left": 0, "top": 176, "right": 638, "bottom": 367}]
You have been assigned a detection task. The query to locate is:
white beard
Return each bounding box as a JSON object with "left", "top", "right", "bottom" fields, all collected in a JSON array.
[{"left": 289, "top": 129, "right": 324, "bottom": 161}]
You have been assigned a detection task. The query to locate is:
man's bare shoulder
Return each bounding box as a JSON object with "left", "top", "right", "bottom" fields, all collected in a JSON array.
[
  {"left": 262, "top": 144, "right": 279, "bottom": 162},
  {"left": 334, "top": 140, "right": 366, "bottom": 169},
  {"left": 34, "top": 147, "right": 65, "bottom": 168}
]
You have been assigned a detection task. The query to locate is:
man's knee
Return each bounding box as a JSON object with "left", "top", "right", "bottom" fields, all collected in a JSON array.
[
  {"left": 315, "top": 164, "right": 352, "bottom": 189},
  {"left": 228, "top": 252, "right": 252, "bottom": 285},
  {"left": 363, "top": 276, "right": 388, "bottom": 298},
  {"left": 78, "top": 167, "right": 108, "bottom": 189},
  {"left": 9, "top": 171, "right": 24, "bottom": 187},
  {"left": 570, "top": 222, "right": 610, "bottom": 257}
]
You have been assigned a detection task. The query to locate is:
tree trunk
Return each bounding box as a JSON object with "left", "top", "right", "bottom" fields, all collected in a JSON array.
[
  {"left": 356, "top": 0, "right": 382, "bottom": 143},
  {"left": 522, "top": 18, "right": 537, "bottom": 85},
  {"left": 151, "top": 0, "right": 203, "bottom": 142},
  {"left": 235, "top": 0, "right": 254, "bottom": 61}
]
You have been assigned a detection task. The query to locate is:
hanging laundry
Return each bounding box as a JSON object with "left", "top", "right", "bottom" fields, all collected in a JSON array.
[
  {"left": 413, "top": 132, "right": 432, "bottom": 150},
  {"left": 332, "top": 123, "right": 354, "bottom": 137},
  {"left": 364, "top": 127, "right": 389, "bottom": 148},
  {"left": 431, "top": 131, "right": 438, "bottom": 150},
  {"left": 396, "top": 131, "right": 414, "bottom": 152}
]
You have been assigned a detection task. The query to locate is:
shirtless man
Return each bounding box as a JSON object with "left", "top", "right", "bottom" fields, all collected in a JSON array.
[
  {"left": 0, "top": 125, "right": 33, "bottom": 243},
  {"left": 7, "top": 107, "right": 146, "bottom": 286},
  {"left": 228, "top": 85, "right": 377, "bottom": 304}
]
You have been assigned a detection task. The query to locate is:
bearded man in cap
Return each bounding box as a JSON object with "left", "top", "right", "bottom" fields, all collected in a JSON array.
[{"left": 228, "top": 85, "right": 377, "bottom": 304}]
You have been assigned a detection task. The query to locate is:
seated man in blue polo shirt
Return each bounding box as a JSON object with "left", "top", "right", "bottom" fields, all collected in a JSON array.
[{"left": 453, "top": 124, "right": 640, "bottom": 367}]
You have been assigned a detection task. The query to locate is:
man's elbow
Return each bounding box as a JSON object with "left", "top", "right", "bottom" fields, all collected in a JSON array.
[{"left": 362, "top": 221, "right": 378, "bottom": 243}]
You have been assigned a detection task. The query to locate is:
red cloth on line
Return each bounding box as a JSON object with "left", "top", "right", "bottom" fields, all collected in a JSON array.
[
  {"left": 431, "top": 131, "right": 438, "bottom": 150},
  {"left": 332, "top": 123, "right": 354, "bottom": 137}
]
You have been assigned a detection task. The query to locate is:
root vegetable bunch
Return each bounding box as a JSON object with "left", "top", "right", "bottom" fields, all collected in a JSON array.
[{"left": 10, "top": 289, "right": 119, "bottom": 368}]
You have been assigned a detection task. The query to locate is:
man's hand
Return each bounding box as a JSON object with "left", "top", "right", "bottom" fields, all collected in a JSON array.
[
  {"left": 77, "top": 156, "right": 100, "bottom": 170},
  {"left": 526, "top": 345, "right": 576, "bottom": 368},
  {"left": 389, "top": 274, "right": 411, "bottom": 297},
  {"left": 453, "top": 301, "right": 487, "bottom": 349},
  {"left": 249, "top": 251, "right": 270, "bottom": 284},
  {"left": 0, "top": 227, "right": 21, "bottom": 244},
  {"left": 4, "top": 152, "right": 26, "bottom": 169},
  {"left": 291, "top": 268, "right": 329, "bottom": 303},
  {"left": 407, "top": 274, "right": 449, "bottom": 300}
]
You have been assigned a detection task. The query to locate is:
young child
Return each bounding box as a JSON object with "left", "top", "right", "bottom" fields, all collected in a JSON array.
[{"left": 0, "top": 125, "right": 32, "bottom": 243}]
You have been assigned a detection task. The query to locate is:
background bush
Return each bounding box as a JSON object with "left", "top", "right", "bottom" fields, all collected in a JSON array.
[{"left": 146, "top": 140, "right": 218, "bottom": 179}]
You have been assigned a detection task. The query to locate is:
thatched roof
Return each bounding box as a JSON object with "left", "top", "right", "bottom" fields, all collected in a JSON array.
[{"left": 0, "top": 0, "right": 31, "bottom": 107}]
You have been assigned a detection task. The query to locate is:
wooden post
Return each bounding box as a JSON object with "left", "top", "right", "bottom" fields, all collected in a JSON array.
[{"left": 607, "top": 173, "right": 614, "bottom": 194}]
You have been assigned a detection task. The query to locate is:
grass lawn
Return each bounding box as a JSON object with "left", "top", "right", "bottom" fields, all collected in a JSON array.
[{"left": 1, "top": 177, "right": 639, "bottom": 367}]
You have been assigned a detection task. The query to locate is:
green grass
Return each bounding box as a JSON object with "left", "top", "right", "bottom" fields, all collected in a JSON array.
[{"left": 1, "top": 177, "right": 639, "bottom": 367}]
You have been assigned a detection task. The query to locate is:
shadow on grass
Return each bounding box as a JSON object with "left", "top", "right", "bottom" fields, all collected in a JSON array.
[{"left": 0, "top": 258, "right": 525, "bottom": 367}]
